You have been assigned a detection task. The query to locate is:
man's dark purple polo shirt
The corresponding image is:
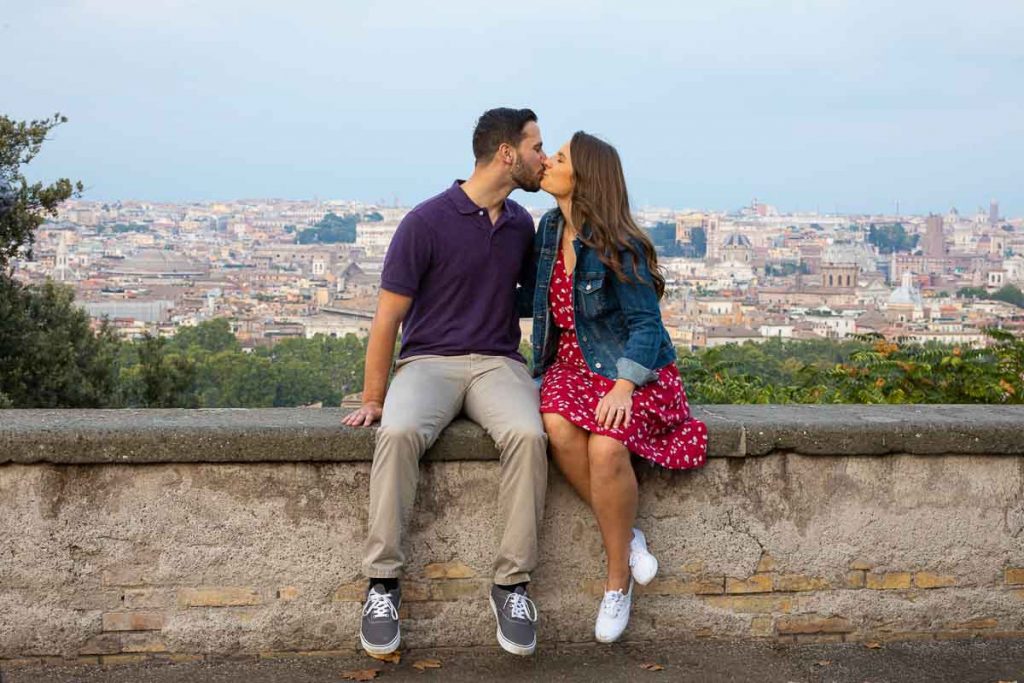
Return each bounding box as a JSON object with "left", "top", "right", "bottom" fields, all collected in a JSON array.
[{"left": 380, "top": 181, "right": 534, "bottom": 361}]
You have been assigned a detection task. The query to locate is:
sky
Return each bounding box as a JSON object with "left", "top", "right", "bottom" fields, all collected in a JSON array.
[{"left": 3, "top": 0, "right": 1023, "bottom": 215}]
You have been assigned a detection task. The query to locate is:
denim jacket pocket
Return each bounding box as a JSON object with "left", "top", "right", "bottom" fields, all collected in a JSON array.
[{"left": 576, "top": 272, "right": 607, "bottom": 319}]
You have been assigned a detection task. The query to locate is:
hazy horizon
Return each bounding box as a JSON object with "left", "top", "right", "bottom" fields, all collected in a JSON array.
[{"left": 4, "top": 0, "right": 1023, "bottom": 216}]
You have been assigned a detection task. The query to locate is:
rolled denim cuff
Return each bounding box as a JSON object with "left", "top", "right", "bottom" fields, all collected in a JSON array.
[{"left": 616, "top": 357, "right": 658, "bottom": 386}]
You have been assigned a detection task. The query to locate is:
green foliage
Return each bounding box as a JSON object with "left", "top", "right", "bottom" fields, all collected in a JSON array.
[
  {"left": 168, "top": 318, "right": 240, "bottom": 355},
  {"left": 690, "top": 226, "right": 707, "bottom": 257},
  {"left": 991, "top": 285, "right": 1024, "bottom": 308},
  {"left": 677, "top": 332, "right": 1024, "bottom": 405},
  {"left": 957, "top": 284, "right": 1024, "bottom": 309},
  {"left": 645, "top": 222, "right": 676, "bottom": 249},
  {"left": 0, "top": 277, "right": 120, "bottom": 407},
  {"left": 260, "top": 334, "right": 366, "bottom": 406},
  {"left": 0, "top": 113, "right": 84, "bottom": 268},
  {"left": 297, "top": 212, "right": 357, "bottom": 244},
  {"left": 117, "top": 335, "right": 198, "bottom": 408},
  {"left": 108, "top": 223, "right": 150, "bottom": 234},
  {"left": 108, "top": 320, "right": 369, "bottom": 408},
  {"left": 867, "top": 222, "right": 918, "bottom": 254},
  {"left": 5, "top": 278, "right": 1023, "bottom": 408}
]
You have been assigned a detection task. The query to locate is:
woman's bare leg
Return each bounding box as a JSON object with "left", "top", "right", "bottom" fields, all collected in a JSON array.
[
  {"left": 542, "top": 412, "right": 591, "bottom": 504},
  {"left": 587, "top": 435, "right": 637, "bottom": 592}
]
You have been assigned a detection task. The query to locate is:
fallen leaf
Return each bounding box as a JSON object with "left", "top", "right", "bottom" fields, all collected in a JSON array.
[
  {"left": 815, "top": 660, "right": 832, "bottom": 666},
  {"left": 864, "top": 641, "right": 883, "bottom": 649},
  {"left": 340, "top": 668, "right": 381, "bottom": 681},
  {"left": 367, "top": 651, "right": 401, "bottom": 664},
  {"left": 412, "top": 658, "right": 443, "bottom": 671},
  {"left": 640, "top": 663, "right": 665, "bottom": 671}
]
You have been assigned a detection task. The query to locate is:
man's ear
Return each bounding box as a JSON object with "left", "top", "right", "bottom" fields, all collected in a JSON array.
[{"left": 497, "top": 142, "right": 514, "bottom": 165}]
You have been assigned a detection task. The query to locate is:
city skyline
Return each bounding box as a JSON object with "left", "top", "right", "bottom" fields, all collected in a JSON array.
[{"left": 4, "top": 0, "right": 1023, "bottom": 215}]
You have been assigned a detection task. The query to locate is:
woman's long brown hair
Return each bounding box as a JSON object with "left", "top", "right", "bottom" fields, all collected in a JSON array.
[{"left": 568, "top": 131, "right": 666, "bottom": 299}]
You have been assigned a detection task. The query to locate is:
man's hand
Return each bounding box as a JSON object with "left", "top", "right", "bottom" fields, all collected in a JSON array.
[
  {"left": 342, "top": 402, "right": 384, "bottom": 427},
  {"left": 342, "top": 290, "right": 411, "bottom": 430}
]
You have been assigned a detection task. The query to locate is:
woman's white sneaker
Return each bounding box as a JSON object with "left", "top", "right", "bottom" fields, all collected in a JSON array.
[
  {"left": 594, "top": 580, "right": 633, "bottom": 643},
  {"left": 629, "top": 528, "right": 658, "bottom": 585}
]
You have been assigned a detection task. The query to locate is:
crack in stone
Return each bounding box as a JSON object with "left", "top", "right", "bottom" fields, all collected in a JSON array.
[{"left": 724, "top": 507, "right": 767, "bottom": 573}]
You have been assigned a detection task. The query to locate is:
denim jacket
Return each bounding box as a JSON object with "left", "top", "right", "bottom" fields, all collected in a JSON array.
[{"left": 523, "top": 208, "right": 676, "bottom": 386}]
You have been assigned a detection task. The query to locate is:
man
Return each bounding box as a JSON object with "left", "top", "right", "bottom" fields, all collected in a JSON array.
[{"left": 342, "top": 108, "right": 548, "bottom": 656}]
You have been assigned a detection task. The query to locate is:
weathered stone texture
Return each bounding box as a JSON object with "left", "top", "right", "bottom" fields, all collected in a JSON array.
[{"left": 1, "top": 407, "right": 1023, "bottom": 658}]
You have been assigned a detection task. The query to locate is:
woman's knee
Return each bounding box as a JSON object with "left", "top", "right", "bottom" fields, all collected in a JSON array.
[
  {"left": 588, "top": 437, "right": 631, "bottom": 478},
  {"left": 543, "top": 413, "right": 584, "bottom": 448}
]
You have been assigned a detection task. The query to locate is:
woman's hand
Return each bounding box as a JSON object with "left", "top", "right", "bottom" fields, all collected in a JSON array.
[{"left": 595, "top": 380, "right": 636, "bottom": 430}]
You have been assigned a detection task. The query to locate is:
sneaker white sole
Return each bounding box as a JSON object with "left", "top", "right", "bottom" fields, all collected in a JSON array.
[
  {"left": 595, "top": 629, "right": 626, "bottom": 644},
  {"left": 359, "top": 628, "right": 400, "bottom": 656},
  {"left": 630, "top": 553, "right": 659, "bottom": 586},
  {"left": 489, "top": 595, "right": 536, "bottom": 656}
]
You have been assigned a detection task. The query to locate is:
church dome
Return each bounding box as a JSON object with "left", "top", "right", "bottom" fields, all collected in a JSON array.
[
  {"left": 888, "top": 273, "right": 923, "bottom": 307},
  {"left": 722, "top": 233, "right": 752, "bottom": 248}
]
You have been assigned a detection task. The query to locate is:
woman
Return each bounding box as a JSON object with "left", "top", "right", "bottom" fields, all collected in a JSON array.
[{"left": 531, "top": 132, "right": 708, "bottom": 643}]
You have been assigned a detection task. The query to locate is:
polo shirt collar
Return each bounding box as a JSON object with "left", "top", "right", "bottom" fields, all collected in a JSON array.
[{"left": 446, "top": 180, "right": 512, "bottom": 218}]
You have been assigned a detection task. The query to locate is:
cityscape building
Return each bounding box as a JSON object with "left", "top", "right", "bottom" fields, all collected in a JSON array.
[{"left": 11, "top": 197, "right": 1021, "bottom": 350}]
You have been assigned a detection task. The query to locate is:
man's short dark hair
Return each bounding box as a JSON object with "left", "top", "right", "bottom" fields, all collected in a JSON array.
[{"left": 472, "top": 108, "right": 537, "bottom": 164}]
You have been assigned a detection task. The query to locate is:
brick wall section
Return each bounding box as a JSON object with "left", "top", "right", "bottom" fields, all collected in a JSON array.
[
  {"left": 2, "top": 406, "right": 1024, "bottom": 661},
  {"left": 22, "top": 558, "right": 1024, "bottom": 661},
  {"left": 177, "top": 587, "right": 263, "bottom": 608}
]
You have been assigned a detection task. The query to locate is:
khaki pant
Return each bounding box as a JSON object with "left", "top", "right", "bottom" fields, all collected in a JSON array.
[{"left": 363, "top": 354, "right": 548, "bottom": 585}]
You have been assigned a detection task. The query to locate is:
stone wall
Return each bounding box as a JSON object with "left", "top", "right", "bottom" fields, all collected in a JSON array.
[{"left": 1, "top": 406, "right": 1023, "bottom": 665}]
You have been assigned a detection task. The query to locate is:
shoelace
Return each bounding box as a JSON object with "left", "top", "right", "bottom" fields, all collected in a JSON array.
[
  {"left": 601, "top": 590, "right": 629, "bottom": 618},
  {"left": 503, "top": 592, "right": 538, "bottom": 622},
  {"left": 363, "top": 591, "right": 398, "bottom": 620}
]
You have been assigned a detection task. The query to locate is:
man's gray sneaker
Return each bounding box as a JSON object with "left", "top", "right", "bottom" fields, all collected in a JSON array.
[
  {"left": 360, "top": 583, "right": 401, "bottom": 655},
  {"left": 489, "top": 584, "right": 538, "bottom": 656}
]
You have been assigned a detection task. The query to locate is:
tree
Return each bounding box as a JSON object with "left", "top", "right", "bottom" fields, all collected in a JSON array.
[
  {"left": 690, "top": 226, "right": 707, "bottom": 257},
  {"left": 297, "top": 212, "right": 357, "bottom": 244},
  {"left": 0, "top": 277, "right": 121, "bottom": 407},
  {"left": 991, "top": 284, "right": 1024, "bottom": 309},
  {"left": 0, "top": 114, "right": 114, "bottom": 408},
  {"left": 867, "top": 222, "right": 917, "bottom": 254},
  {"left": 957, "top": 284, "right": 1024, "bottom": 309},
  {"left": 169, "top": 318, "right": 240, "bottom": 355},
  {"left": 645, "top": 222, "right": 676, "bottom": 249},
  {"left": 1, "top": 113, "right": 83, "bottom": 268},
  {"left": 118, "top": 335, "right": 197, "bottom": 408},
  {"left": 675, "top": 331, "right": 1023, "bottom": 405}
]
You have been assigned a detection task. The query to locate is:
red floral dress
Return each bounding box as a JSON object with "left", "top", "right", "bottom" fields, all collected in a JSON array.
[{"left": 539, "top": 247, "right": 708, "bottom": 470}]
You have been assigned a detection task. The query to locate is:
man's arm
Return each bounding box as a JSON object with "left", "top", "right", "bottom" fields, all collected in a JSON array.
[{"left": 340, "top": 289, "right": 413, "bottom": 427}]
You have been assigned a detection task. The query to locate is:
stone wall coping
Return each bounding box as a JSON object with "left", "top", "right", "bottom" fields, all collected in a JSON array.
[{"left": 2, "top": 405, "right": 1023, "bottom": 465}]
